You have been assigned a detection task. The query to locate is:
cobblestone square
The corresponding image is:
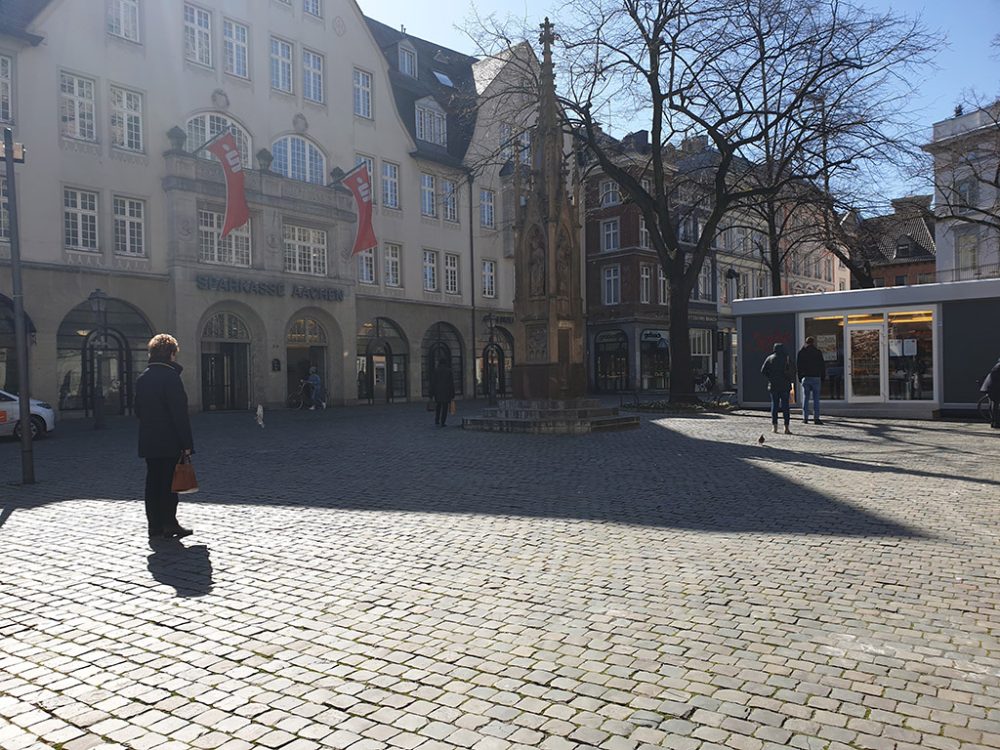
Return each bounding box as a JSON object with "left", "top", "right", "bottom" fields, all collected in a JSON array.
[{"left": 1, "top": 406, "right": 999, "bottom": 750}]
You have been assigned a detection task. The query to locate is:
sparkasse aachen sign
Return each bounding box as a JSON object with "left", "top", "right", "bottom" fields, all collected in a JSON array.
[{"left": 196, "top": 274, "right": 346, "bottom": 302}]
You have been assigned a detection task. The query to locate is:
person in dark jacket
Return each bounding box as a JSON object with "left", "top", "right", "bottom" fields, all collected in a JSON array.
[
  {"left": 796, "top": 336, "right": 827, "bottom": 425},
  {"left": 761, "top": 342, "right": 794, "bottom": 434},
  {"left": 135, "top": 334, "right": 195, "bottom": 539},
  {"left": 981, "top": 356, "right": 1000, "bottom": 429},
  {"left": 430, "top": 359, "right": 456, "bottom": 427}
]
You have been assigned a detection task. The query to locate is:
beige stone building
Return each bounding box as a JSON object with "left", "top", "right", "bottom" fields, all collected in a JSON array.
[{"left": 0, "top": 0, "right": 518, "bottom": 416}]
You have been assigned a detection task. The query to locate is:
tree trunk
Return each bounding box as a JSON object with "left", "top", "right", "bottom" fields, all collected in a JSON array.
[{"left": 668, "top": 276, "right": 695, "bottom": 403}]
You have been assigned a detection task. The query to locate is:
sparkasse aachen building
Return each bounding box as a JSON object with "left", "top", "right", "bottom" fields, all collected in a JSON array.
[{"left": 0, "top": 0, "right": 521, "bottom": 415}]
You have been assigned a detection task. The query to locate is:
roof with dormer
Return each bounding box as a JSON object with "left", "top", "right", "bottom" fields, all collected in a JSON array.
[
  {"left": 363, "top": 15, "right": 480, "bottom": 170},
  {"left": 858, "top": 200, "right": 936, "bottom": 267}
]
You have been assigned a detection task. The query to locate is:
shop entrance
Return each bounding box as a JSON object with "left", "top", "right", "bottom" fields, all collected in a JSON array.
[
  {"left": 594, "top": 330, "right": 629, "bottom": 392},
  {"left": 286, "top": 317, "right": 327, "bottom": 401},
  {"left": 201, "top": 312, "right": 251, "bottom": 411},
  {"left": 847, "top": 324, "right": 884, "bottom": 401},
  {"left": 357, "top": 317, "right": 408, "bottom": 403}
]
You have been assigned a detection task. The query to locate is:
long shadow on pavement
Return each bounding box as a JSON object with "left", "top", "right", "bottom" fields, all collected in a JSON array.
[{"left": 0, "top": 405, "right": 947, "bottom": 539}]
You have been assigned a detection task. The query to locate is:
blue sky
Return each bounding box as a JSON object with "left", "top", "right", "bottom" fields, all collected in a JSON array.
[{"left": 365, "top": 0, "right": 998, "bottom": 135}]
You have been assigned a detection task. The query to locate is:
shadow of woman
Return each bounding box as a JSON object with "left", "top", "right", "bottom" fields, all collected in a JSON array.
[{"left": 146, "top": 541, "right": 214, "bottom": 597}]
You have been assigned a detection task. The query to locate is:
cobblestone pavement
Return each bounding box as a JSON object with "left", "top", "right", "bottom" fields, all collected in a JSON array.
[{"left": 1, "top": 403, "right": 999, "bottom": 750}]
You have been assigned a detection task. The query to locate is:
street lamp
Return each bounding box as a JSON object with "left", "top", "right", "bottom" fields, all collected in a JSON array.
[{"left": 88, "top": 288, "right": 108, "bottom": 430}]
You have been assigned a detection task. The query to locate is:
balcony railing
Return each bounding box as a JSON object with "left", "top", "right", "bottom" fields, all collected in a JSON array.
[{"left": 932, "top": 262, "right": 1000, "bottom": 283}]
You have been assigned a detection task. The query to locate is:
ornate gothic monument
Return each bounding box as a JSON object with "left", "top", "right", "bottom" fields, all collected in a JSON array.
[
  {"left": 464, "top": 20, "right": 638, "bottom": 434},
  {"left": 510, "top": 18, "right": 586, "bottom": 401}
]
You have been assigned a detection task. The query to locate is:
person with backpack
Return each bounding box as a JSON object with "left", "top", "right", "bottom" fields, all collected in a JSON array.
[
  {"left": 981, "top": 355, "right": 1000, "bottom": 429},
  {"left": 761, "top": 342, "right": 795, "bottom": 435}
]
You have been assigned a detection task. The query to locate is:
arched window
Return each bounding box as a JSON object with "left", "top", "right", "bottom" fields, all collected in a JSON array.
[
  {"left": 202, "top": 312, "right": 250, "bottom": 341},
  {"left": 287, "top": 317, "right": 327, "bottom": 345},
  {"left": 271, "top": 136, "right": 326, "bottom": 184},
  {"left": 186, "top": 113, "right": 252, "bottom": 167}
]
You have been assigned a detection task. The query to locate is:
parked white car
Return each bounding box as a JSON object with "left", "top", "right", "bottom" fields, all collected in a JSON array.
[{"left": 0, "top": 388, "right": 56, "bottom": 439}]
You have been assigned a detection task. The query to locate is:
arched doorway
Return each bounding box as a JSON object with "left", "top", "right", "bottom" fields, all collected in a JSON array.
[
  {"left": 594, "top": 329, "right": 630, "bottom": 392},
  {"left": 476, "top": 325, "right": 514, "bottom": 397},
  {"left": 356, "top": 317, "right": 408, "bottom": 403},
  {"left": 0, "top": 294, "right": 35, "bottom": 393},
  {"left": 200, "top": 311, "right": 251, "bottom": 411},
  {"left": 286, "top": 317, "right": 327, "bottom": 401},
  {"left": 421, "top": 322, "right": 464, "bottom": 398},
  {"left": 56, "top": 297, "right": 152, "bottom": 413}
]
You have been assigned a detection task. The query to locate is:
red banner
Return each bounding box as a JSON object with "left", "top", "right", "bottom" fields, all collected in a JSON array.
[
  {"left": 341, "top": 164, "right": 377, "bottom": 256},
  {"left": 207, "top": 132, "right": 250, "bottom": 238}
]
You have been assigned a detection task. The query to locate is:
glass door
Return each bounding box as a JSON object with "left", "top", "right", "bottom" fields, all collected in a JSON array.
[{"left": 847, "top": 325, "right": 885, "bottom": 402}]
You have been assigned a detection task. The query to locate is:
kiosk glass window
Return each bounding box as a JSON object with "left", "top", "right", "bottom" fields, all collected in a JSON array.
[
  {"left": 887, "top": 310, "right": 933, "bottom": 401},
  {"left": 803, "top": 316, "right": 845, "bottom": 399}
]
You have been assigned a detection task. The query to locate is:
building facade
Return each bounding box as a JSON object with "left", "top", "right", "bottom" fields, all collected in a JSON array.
[{"left": 0, "top": 0, "right": 519, "bottom": 414}]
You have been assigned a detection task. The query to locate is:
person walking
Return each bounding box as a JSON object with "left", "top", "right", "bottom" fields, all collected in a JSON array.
[
  {"left": 761, "top": 342, "right": 795, "bottom": 434},
  {"left": 981, "top": 355, "right": 1000, "bottom": 429},
  {"left": 430, "top": 358, "right": 455, "bottom": 427},
  {"left": 135, "top": 334, "right": 195, "bottom": 540},
  {"left": 796, "top": 336, "right": 826, "bottom": 425},
  {"left": 305, "top": 367, "right": 325, "bottom": 410}
]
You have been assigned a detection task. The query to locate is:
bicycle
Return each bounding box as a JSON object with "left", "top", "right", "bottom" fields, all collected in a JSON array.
[{"left": 286, "top": 381, "right": 310, "bottom": 409}]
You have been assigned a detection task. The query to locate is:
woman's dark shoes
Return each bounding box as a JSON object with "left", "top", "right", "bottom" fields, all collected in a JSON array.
[{"left": 162, "top": 526, "right": 193, "bottom": 539}]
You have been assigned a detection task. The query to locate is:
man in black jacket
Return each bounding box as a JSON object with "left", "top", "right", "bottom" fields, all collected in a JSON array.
[
  {"left": 796, "top": 336, "right": 826, "bottom": 425},
  {"left": 135, "top": 334, "right": 195, "bottom": 539},
  {"left": 430, "top": 359, "right": 456, "bottom": 427},
  {"left": 982, "top": 356, "right": 1000, "bottom": 429}
]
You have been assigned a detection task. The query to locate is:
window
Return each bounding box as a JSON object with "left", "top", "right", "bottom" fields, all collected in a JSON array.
[
  {"left": 956, "top": 232, "right": 978, "bottom": 271},
  {"left": 384, "top": 243, "right": 401, "bottom": 287},
  {"left": 60, "top": 73, "right": 96, "bottom": 141},
  {"left": 640, "top": 264, "right": 652, "bottom": 303},
  {"left": 283, "top": 224, "right": 327, "bottom": 276},
  {"left": 423, "top": 250, "right": 438, "bottom": 291},
  {"left": 353, "top": 68, "right": 372, "bottom": 118},
  {"left": 753, "top": 271, "right": 766, "bottom": 299},
  {"left": 358, "top": 247, "right": 376, "bottom": 284},
  {"left": 601, "top": 218, "right": 620, "bottom": 251},
  {"left": 639, "top": 217, "right": 650, "bottom": 248},
  {"left": 108, "top": 0, "right": 140, "bottom": 42},
  {"left": 895, "top": 236, "right": 911, "bottom": 258},
  {"left": 199, "top": 209, "right": 250, "bottom": 266},
  {"left": 186, "top": 113, "right": 251, "bottom": 167},
  {"left": 872, "top": 278, "right": 885, "bottom": 287},
  {"left": 110, "top": 86, "right": 143, "bottom": 152},
  {"left": 63, "top": 189, "right": 99, "bottom": 251},
  {"left": 416, "top": 104, "right": 447, "bottom": 146},
  {"left": 0, "top": 177, "right": 10, "bottom": 240},
  {"left": 183, "top": 4, "right": 212, "bottom": 67},
  {"left": 444, "top": 253, "right": 459, "bottom": 294},
  {"left": 917, "top": 273, "right": 933, "bottom": 284},
  {"left": 272, "top": 136, "right": 325, "bottom": 184},
  {"left": 270, "top": 37, "right": 293, "bottom": 93},
  {"left": 839, "top": 280, "right": 846, "bottom": 290},
  {"left": 223, "top": 19, "right": 249, "bottom": 78},
  {"left": 482, "top": 260, "right": 496, "bottom": 298},
  {"left": 355, "top": 155, "right": 375, "bottom": 199},
  {"left": 954, "top": 178, "right": 977, "bottom": 212},
  {"left": 658, "top": 267, "right": 668, "bottom": 305},
  {"left": 420, "top": 173, "right": 436, "bottom": 217},
  {"left": 499, "top": 122, "right": 513, "bottom": 160},
  {"left": 894, "top": 275, "right": 907, "bottom": 287},
  {"left": 113, "top": 197, "right": 145, "bottom": 256},
  {"left": 518, "top": 130, "right": 532, "bottom": 165},
  {"left": 441, "top": 180, "right": 458, "bottom": 222},
  {"left": 304, "top": 0, "right": 322, "bottom": 17},
  {"left": 0, "top": 55, "right": 10, "bottom": 123},
  {"left": 599, "top": 179, "right": 620, "bottom": 207},
  {"left": 824, "top": 258, "right": 832, "bottom": 281},
  {"left": 480, "top": 189, "right": 495, "bottom": 228},
  {"left": 603, "top": 265, "right": 620, "bottom": 305},
  {"left": 791, "top": 252, "right": 801, "bottom": 276},
  {"left": 399, "top": 46, "right": 416, "bottom": 77},
  {"left": 382, "top": 162, "right": 400, "bottom": 209},
  {"left": 302, "top": 49, "right": 324, "bottom": 103}
]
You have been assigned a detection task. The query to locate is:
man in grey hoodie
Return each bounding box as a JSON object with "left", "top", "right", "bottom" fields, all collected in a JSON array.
[{"left": 761, "top": 342, "right": 794, "bottom": 434}]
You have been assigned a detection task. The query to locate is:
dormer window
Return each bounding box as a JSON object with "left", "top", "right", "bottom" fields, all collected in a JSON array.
[
  {"left": 416, "top": 98, "right": 447, "bottom": 146},
  {"left": 895, "top": 236, "right": 911, "bottom": 258},
  {"left": 399, "top": 45, "right": 416, "bottom": 77}
]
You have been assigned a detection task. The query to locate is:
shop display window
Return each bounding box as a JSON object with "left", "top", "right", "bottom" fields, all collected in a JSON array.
[
  {"left": 803, "top": 316, "right": 845, "bottom": 399},
  {"left": 887, "top": 311, "right": 933, "bottom": 401}
]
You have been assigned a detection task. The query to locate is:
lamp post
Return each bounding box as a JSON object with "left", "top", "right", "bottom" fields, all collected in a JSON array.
[
  {"left": 88, "top": 288, "right": 108, "bottom": 430},
  {"left": 4, "top": 127, "right": 34, "bottom": 484}
]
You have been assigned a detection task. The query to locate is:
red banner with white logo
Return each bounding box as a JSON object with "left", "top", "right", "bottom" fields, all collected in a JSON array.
[
  {"left": 207, "top": 132, "right": 250, "bottom": 238},
  {"left": 341, "top": 164, "right": 377, "bottom": 256}
]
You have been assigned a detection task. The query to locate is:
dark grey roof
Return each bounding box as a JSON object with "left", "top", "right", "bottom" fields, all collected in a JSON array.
[
  {"left": 363, "top": 15, "right": 479, "bottom": 168},
  {"left": 0, "top": 0, "right": 49, "bottom": 43},
  {"left": 859, "top": 209, "right": 936, "bottom": 267}
]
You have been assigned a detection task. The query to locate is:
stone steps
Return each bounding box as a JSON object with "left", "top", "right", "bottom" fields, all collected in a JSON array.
[{"left": 462, "top": 399, "right": 640, "bottom": 434}]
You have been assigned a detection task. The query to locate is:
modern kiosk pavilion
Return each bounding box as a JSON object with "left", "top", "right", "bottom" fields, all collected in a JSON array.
[{"left": 732, "top": 278, "right": 1000, "bottom": 418}]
